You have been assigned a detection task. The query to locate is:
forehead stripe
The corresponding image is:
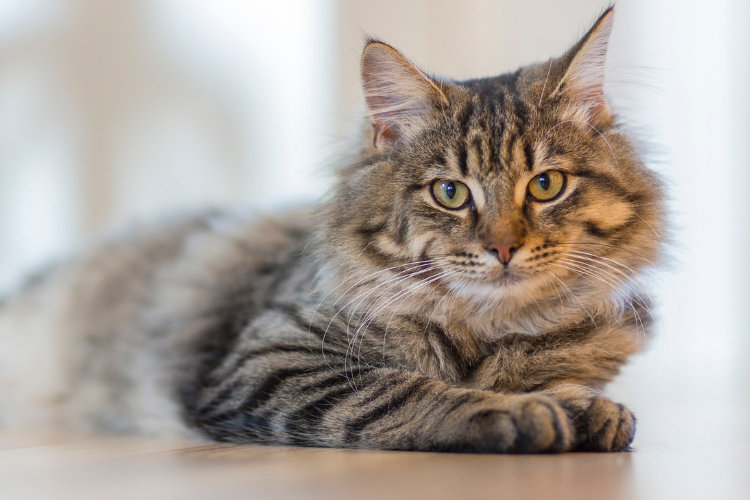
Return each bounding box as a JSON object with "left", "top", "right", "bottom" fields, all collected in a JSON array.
[
  {"left": 523, "top": 141, "right": 535, "bottom": 171},
  {"left": 431, "top": 152, "right": 446, "bottom": 166},
  {"left": 501, "top": 132, "right": 518, "bottom": 170},
  {"left": 470, "top": 136, "right": 484, "bottom": 173},
  {"left": 488, "top": 128, "right": 499, "bottom": 171},
  {"left": 457, "top": 143, "right": 468, "bottom": 176},
  {"left": 458, "top": 101, "right": 475, "bottom": 135}
]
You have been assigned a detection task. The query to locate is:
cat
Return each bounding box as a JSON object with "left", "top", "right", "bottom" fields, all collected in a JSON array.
[{"left": 0, "top": 7, "right": 664, "bottom": 453}]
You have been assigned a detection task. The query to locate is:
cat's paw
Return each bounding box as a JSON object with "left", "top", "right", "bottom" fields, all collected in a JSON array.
[
  {"left": 577, "top": 397, "right": 636, "bottom": 452},
  {"left": 543, "top": 384, "right": 636, "bottom": 452},
  {"left": 453, "top": 393, "right": 575, "bottom": 453}
]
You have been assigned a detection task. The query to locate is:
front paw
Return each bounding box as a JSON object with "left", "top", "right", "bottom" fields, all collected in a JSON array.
[
  {"left": 577, "top": 397, "right": 636, "bottom": 451},
  {"left": 543, "top": 385, "right": 636, "bottom": 452},
  {"left": 443, "top": 393, "right": 576, "bottom": 453}
]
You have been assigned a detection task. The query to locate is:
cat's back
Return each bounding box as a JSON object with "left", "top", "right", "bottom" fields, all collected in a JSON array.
[{"left": 0, "top": 208, "right": 315, "bottom": 435}]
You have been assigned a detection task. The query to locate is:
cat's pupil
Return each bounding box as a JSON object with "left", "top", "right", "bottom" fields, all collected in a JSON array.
[
  {"left": 445, "top": 182, "right": 456, "bottom": 199},
  {"left": 538, "top": 174, "right": 550, "bottom": 191}
]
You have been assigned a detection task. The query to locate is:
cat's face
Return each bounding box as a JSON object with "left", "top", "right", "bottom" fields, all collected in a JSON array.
[{"left": 324, "top": 10, "right": 664, "bottom": 321}]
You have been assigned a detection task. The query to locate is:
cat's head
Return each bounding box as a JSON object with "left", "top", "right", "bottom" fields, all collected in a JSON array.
[{"left": 321, "top": 8, "right": 665, "bottom": 332}]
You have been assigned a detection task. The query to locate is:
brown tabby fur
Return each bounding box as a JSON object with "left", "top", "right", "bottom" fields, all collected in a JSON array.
[{"left": 0, "top": 8, "right": 664, "bottom": 453}]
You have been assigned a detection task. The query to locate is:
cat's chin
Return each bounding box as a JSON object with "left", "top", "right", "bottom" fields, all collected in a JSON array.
[
  {"left": 485, "top": 268, "right": 524, "bottom": 285},
  {"left": 457, "top": 264, "right": 534, "bottom": 288},
  {"left": 448, "top": 272, "right": 537, "bottom": 308}
]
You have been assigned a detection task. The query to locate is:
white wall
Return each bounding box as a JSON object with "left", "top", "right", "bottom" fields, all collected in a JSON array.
[
  {"left": 0, "top": 0, "right": 336, "bottom": 291},
  {"left": 611, "top": 0, "right": 750, "bottom": 403}
]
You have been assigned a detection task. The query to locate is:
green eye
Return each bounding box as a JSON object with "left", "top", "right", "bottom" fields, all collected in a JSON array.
[
  {"left": 432, "top": 180, "right": 471, "bottom": 209},
  {"left": 528, "top": 170, "right": 566, "bottom": 201}
]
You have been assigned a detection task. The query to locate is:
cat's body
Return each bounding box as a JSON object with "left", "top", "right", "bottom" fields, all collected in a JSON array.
[
  {"left": 0, "top": 9, "right": 665, "bottom": 452},
  {"left": 0, "top": 211, "right": 314, "bottom": 439}
]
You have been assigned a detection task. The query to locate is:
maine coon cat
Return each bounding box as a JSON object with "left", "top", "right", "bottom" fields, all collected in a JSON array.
[{"left": 0, "top": 8, "right": 664, "bottom": 453}]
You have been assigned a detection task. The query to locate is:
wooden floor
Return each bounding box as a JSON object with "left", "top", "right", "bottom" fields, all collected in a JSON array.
[{"left": 2, "top": 397, "right": 748, "bottom": 500}]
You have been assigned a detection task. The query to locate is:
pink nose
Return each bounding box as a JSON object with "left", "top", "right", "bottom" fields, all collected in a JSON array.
[{"left": 486, "top": 241, "right": 520, "bottom": 265}]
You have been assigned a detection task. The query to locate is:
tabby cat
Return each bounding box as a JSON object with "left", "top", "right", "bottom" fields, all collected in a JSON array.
[{"left": 0, "top": 8, "right": 664, "bottom": 453}]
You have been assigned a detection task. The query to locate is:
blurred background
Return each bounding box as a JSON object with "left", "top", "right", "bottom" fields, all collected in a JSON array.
[{"left": 0, "top": 0, "right": 748, "bottom": 459}]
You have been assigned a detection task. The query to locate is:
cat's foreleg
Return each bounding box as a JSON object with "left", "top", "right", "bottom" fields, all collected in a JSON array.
[{"left": 183, "top": 353, "right": 580, "bottom": 453}]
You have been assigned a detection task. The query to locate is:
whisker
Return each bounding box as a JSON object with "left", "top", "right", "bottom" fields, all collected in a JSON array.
[
  {"left": 539, "top": 59, "right": 553, "bottom": 106},
  {"left": 320, "top": 262, "right": 443, "bottom": 370},
  {"left": 561, "top": 252, "right": 647, "bottom": 293},
  {"left": 347, "top": 269, "right": 455, "bottom": 384},
  {"left": 553, "top": 241, "right": 657, "bottom": 266},
  {"left": 557, "top": 256, "right": 651, "bottom": 314},
  {"left": 552, "top": 260, "right": 650, "bottom": 345},
  {"left": 551, "top": 273, "right": 597, "bottom": 327},
  {"left": 631, "top": 211, "right": 663, "bottom": 242},
  {"left": 361, "top": 270, "right": 457, "bottom": 379},
  {"left": 343, "top": 264, "right": 443, "bottom": 346},
  {"left": 336, "top": 259, "right": 452, "bottom": 374},
  {"left": 557, "top": 255, "right": 653, "bottom": 341}
]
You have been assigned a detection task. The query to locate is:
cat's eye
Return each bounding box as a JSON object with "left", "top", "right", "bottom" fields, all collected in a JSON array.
[
  {"left": 528, "top": 170, "right": 566, "bottom": 201},
  {"left": 432, "top": 180, "right": 471, "bottom": 209}
]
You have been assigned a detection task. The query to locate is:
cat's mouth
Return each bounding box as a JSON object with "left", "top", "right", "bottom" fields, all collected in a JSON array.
[
  {"left": 485, "top": 267, "right": 524, "bottom": 285},
  {"left": 436, "top": 252, "right": 533, "bottom": 287},
  {"left": 443, "top": 262, "right": 525, "bottom": 287}
]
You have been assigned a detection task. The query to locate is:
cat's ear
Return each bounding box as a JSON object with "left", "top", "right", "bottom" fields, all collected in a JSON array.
[
  {"left": 361, "top": 41, "right": 448, "bottom": 151},
  {"left": 551, "top": 8, "right": 614, "bottom": 127}
]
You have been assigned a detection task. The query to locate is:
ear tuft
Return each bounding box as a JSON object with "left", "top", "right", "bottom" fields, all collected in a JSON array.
[
  {"left": 553, "top": 8, "right": 614, "bottom": 127},
  {"left": 361, "top": 41, "right": 447, "bottom": 150}
]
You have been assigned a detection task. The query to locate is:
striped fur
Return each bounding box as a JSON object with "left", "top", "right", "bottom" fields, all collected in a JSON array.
[{"left": 0, "top": 8, "right": 664, "bottom": 453}]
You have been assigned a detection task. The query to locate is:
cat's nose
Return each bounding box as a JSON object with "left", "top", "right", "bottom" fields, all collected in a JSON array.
[{"left": 485, "top": 241, "right": 520, "bottom": 265}]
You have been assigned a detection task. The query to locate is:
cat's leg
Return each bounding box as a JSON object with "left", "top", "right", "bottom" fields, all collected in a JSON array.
[{"left": 182, "top": 352, "right": 578, "bottom": 453}]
